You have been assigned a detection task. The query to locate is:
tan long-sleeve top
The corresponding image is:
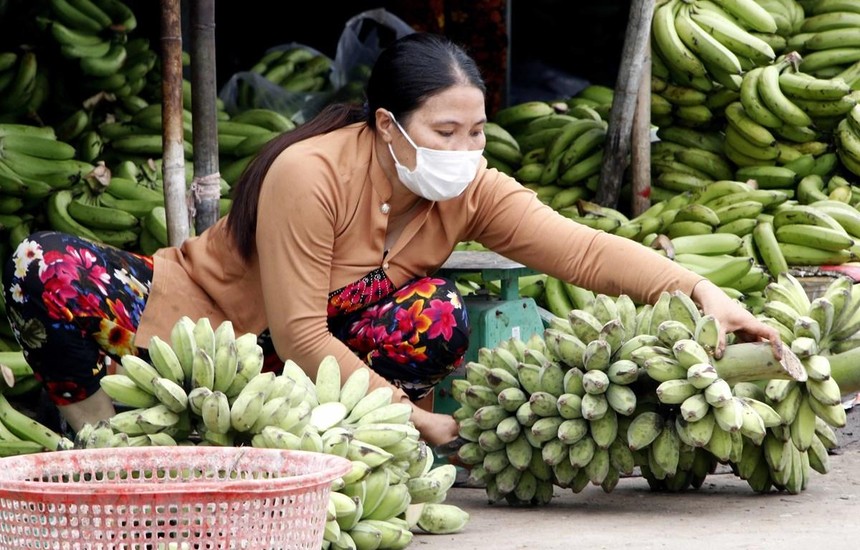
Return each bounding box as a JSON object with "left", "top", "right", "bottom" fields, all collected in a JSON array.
[{"left": 135, "top": 122, "right": 705, "bottom": 403}]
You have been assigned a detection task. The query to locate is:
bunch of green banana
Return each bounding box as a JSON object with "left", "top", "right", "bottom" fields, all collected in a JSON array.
[
  {"left": 454, "top": 333, "right": 610, "bottom": 501},
  {"left": 486, "top": 100, "right": 560, "bottom": 176},
  {"left": 565, "top": 84, "right": 614, "bottom": 120},
  {"left": 98, "top": 37, "right": 158, "bottom": 99},
  {"left": 835, "top": 103, "right": 860, "bottom": 176},
  {"left": 609, "top": 192, "right": 696, "bottom": 243},
  {"left": 43, "top": 180, "right": 140, "bottom": 248},
  {"left": 760, "top": 271, "right": 860, "bottom": 357},
  {"left": 483, "top": 120, "right": 524, "bottom": 176},
  {"left": 0, "top": 51, "right": 43, "bottom": 118},
  {"left": 796, "top": 1, "right": 860, "bottom": 81},
  {"left": 99, "top": 103, "right": 195, "bottom": 162},
  {"left": 651, "top": 0, "right": 777, "bottom": 95},
  {"left": 556, "top": 199, "right": 636, "bottom": 236},
  {"left": 77, "top": 315, "right": 469, "bottom": 546},
  {"left": 453, "top": 286, "right": 820, "bottom": 500},
  {"left": 59, "top": 182, "right": 144, "bottom": 248},
  {"left": 651, "top": 127, "right": 727, "bottom": 199},
  {"left": 0, "top": 392, "right": 74, "bottom": 456},
  {"left": 41, "top": 0, "right": 137, "bottom": 89},
  {"left": 92, "top": 166, "right": 173, "bottom": 253},
  {"left": 739, "top": 274, "right": 850, "bottom": 491},
  {"left": 777, "top": 68, "right": 857, "bottom": 130},
  {"left": 754, "top": 0, "right": 807, "bottom": 38},
  {"left": 726, "top": 55, "right": 828, "bottom": 167},
  {"left": 768, "top": 195, "right": 857, "bottom": 267},
  {"left": 231, "top": 46, "right": 334, "bottom": 117},
  {"left": 0, "top": 123, "right": 88, "bottom": 205},
  {"left": 218, "top": 107, "right": 294, "bottom": 183},
  {"left": 251, "top": 46, "right": 333, "bottom": 93},
  {"left": 0, "top": 126, "right": 94, "bottom": 248},
  {"left": 489, "top": 99, "right": 611, "bottom": 207}
]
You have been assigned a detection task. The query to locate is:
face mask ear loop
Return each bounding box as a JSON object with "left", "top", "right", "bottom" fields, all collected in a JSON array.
[{"left": 388, "top": 112, "right": 420, "bottom": 151}]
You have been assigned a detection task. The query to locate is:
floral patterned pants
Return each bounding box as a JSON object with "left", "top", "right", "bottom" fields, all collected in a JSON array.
[
  {"left": 3, "top": 231, "right": 153, "bottom": 405},
  {"left": 3, "top": 231, "right": 470, "bottom": 405}
]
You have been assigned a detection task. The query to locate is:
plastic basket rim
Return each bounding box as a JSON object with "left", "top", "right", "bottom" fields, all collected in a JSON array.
[{"left": 0, "top": 446, "right": 352, "bottom": 497}]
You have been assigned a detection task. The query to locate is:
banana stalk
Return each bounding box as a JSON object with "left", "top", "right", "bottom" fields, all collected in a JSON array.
[{"left": 713, "top": 342, "right": 806, "bottom": 385}]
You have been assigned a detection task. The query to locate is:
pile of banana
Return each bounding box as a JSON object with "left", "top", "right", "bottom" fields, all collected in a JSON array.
[
  {"left": 732, "top": 53, "right": 855, "bottom": 161},
  {"left": 216, "top": 107, "right": 296, "bottom": 186},
  {"left": 484, "top": 88, "right": 610, "bottom": 203},
  {"left": 0, "top": 391, "right": 74, "bottom": 457},
  {"left": 0, "top": 123, "right": 94, "bottom": 248},
  {"left": 836, "top": 103, "right": 860, "bottom": 175},
  {"left": 0, "top": 349, "right": 71, "bottom": 457},
  {"left": 94, "top": 94, "right": 290, "bottom": 189},
  {"left": 40, "top": 0, "right": 143, "bottom": 97},
  {"left": 793, "top": 0, "right": 860, "bottom": 83},
  {"left": 0, "top": 349, "right": 74, "bottom": 456},
  {"left": 0, "top": 51, "right": 47, "bottom": 119},
  {"left": 97, "top": 102, "right": 195, "bottom": 163},
  {"left": 759, "top": 271, "right": 860, "bottom": 357},
  {"left": 453, "top": 287, "right": 846, "bottom": 499},
  {"left": 73, "top": 316, "right": 469, "bottom": 546},
  {"left": 224, "top": 45, "right": 335, "bottom": 119},
  {"left": 753, "top": 190, "right": 860, "bottom": 275},
  {"left": 249, "top": 46, "right": 333, "bottom": 94}
]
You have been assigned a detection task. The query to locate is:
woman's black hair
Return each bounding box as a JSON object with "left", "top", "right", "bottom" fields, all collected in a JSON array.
[{"left": 225, "top": 32, "right": 486, "bottom": 260}]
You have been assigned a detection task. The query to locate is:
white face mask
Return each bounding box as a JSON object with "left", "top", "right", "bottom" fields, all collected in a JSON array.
[{"left": 387, "top": 113, "right": 483, "bottom": 202}]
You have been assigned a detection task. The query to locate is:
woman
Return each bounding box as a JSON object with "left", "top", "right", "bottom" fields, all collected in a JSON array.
[{"left": 3, "top": 32, "right": 780, "bottom": 447}]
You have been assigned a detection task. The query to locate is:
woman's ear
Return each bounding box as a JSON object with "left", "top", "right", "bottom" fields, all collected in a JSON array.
[{"left": 375, "top": 108, "right": 396, "bottom": 143}]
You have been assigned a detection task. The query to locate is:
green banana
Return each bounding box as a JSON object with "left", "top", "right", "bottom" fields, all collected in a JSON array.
[
  {"left": 80, "top": 43, "right": 127, "bottom": 77},
  {"left": 46, "top": 190, "right": 100, "bottom": 241},
  {"left": 714, "top": 0, "right": 778, "bottom": 32},
  {"left": 735, "top": 165, "right": 796, "bottom": 189},
  {"left": 778, "top": 71, "right": 851, "bottom": 101},
  {"left": 689, "top": 7, "right": 775, "bottom": 63},
  {"left": 758, "top": 63, "right": 812, "bottom": 127},
  {"left": 775, "top": 223, "right": 854, "bottom": 252},
  {"left": 147, "top": 335, "right": 186, "bottom": 386},
  {"left": 99, "top": 373, "right": 159, "bottom": 408},
  {"left": 90, "top": 0, "right": 137, "bottom": 31},
  {"left": 0, "top": 52, "right": 37, "bottom": 113},
  {"left": 96, "top": 193, "right": 161, "bottom": 218},
  {"left": 151, "top": 376, "right": 188, "bottom": 413},
  {"left": 800, "top": 48, "right": 860, "bottom": 74},
  {"left": 652, "top": 0, "right": 708, "bottom": 79},
  {"left": 143, "top": 206, "right": 169, "bottom": 246},
  {"left": 0, "top": 394, "right": 71, "bottom": 451},
  {"left": 49, "top": 0, "right": 106, "bottom": 33},
  {"left": 724, "top": 101, "right": 776, "bottom": 147},
  {"left": 492, "top": 101, "right": 555, "bottom": 130},
  {"left": 740, "top": 67, "right": 783, "bottom": 129},
  {"left": 675, "top": 4, "right": 742, "bottom": 75},
  {"left": 67, "top": 196, "right": 140, "bottom": 230}
]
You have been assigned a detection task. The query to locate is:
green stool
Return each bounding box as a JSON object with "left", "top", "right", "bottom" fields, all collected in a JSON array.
[{"left": 433, "top": 251, "right": 548, "bottom": 415}]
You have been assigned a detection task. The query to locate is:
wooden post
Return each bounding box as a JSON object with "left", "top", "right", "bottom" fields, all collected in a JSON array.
[
  {"left": 594, "top": 0, "right": 655, "bottom": 208},
  {"left": 631, "top": 46, "right": 652, "bottom": 217},
  {"left": 160, "top": 0, "right": 190, "bottom": 246},
  {"left": 190, "top": 0, "right": 221, "bottom": 234}
]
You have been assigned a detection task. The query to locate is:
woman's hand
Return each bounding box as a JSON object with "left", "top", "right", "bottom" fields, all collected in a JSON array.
[
  {"left": 690, "top": 279, "right": 783, "bottom": 360},
  {"left": 410, "top": 404, "right": 459, "bottom": 447}
]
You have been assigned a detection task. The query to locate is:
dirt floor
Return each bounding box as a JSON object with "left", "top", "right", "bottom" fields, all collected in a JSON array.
[{"left": 413, "top": 398, "right": 860, "bottom": 550}]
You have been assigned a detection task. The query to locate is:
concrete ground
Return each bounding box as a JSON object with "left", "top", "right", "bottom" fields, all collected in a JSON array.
[{"left": 413, "top": 400, "right": 860, "bottom": 550}]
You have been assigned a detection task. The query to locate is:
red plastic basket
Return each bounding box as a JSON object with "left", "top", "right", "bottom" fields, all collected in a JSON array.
[{"left": 0, "top": 446, "right": 352, "bottom": 549}]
